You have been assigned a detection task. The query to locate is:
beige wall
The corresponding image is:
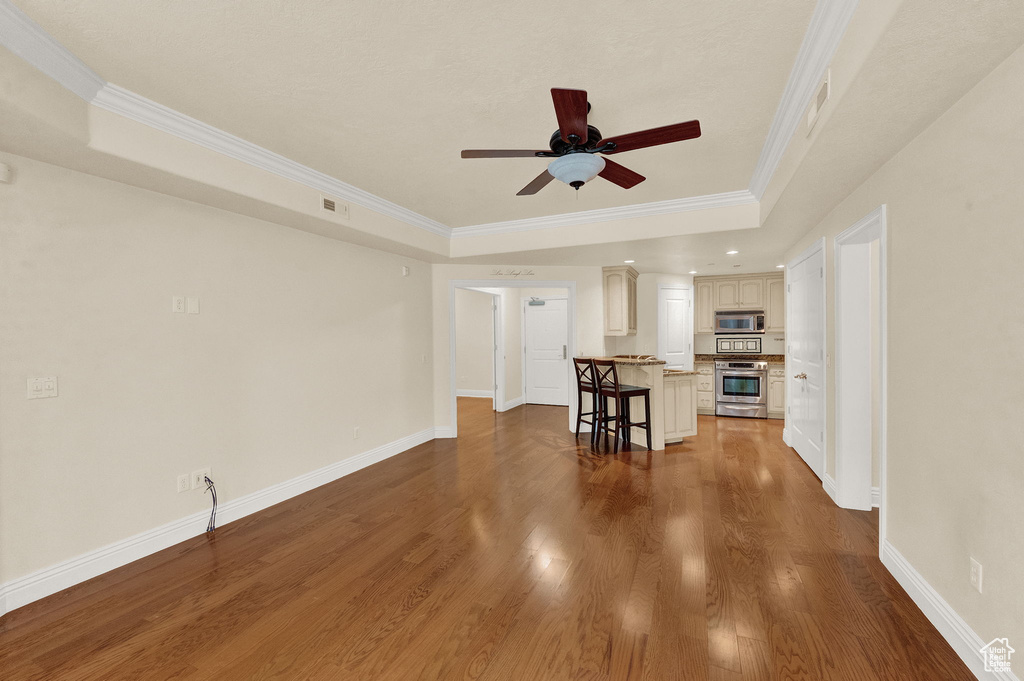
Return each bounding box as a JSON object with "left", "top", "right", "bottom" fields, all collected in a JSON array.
[
  {"left": 0, "top": 152, "right": 434, "bottom": 584},
  {"left": 431, "top": 265, "right": 607, "bottom": 430},
  {"left": 454, "top": 288, "right": 494, "bottom": 394},
  {"left": 781, "top": 44, "right": 1024, "bottom": 649}
]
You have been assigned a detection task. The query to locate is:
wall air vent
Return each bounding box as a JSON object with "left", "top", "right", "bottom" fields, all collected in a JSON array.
[
  {"left": 320, "top": 196, "right": 349, "bottom": 219},
  {"left": 806, "top": 68, "right": 831, "bottom": 134}
]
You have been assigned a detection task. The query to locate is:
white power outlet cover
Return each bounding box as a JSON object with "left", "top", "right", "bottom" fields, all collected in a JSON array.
[
  {"left": 970, "top": 557, "right": 983, "bottom": 593},
  {"left": 177, "top": 474, "right": 190, "bottom": 493},
  {"left": 172, "top": 296, "right": 185, "bottom": 313}
]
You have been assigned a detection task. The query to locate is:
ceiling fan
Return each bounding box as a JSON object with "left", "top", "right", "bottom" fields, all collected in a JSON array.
[{"left": 461, "top": 88, "right": 701, "bottom": 195}]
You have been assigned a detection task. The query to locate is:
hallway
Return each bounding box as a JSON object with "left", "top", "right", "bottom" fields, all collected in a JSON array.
[{"left": 0, "top": 398, "right": 971, "bottom": 680}]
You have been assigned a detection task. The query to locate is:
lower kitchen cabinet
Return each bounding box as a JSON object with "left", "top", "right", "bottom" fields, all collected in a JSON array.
[
  {"left": 696, "top": 362, "right": 715, "bottom": 415},
  {"left": 663, "top": 373, "right": 697, "bottom": 442},
  {"left": 768, "top": 364, "right": 785, "bottom": 419}
]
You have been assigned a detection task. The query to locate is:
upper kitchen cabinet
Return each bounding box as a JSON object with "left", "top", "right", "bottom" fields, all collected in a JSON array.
[
  {"left": 695, "top": 281, "right": 714, "bottom": 334},
  {"left": 603, "top": 265, "right": 638, "bottom": 336},
  {"left": 695, "top": 272, "right": 785, "bottom": 332},
  {"left": 715, "top": 277, "right": 763, "bottom": 309},
  {"left": 765, "top": 276, "right": 786, "bottom": 333}
]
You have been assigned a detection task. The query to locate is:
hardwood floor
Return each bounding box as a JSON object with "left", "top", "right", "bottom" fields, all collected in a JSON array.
[{"left": 1, "top": 398, "right": 972, "bottom": 680}]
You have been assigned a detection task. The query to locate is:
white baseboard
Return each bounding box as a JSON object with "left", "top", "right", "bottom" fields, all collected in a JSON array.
[
  {"left": 432, "top": 426, "right": 456, "bottom": 439},
  {"left": 881, "top": 539, "right": 1019, "bottom": 681},
  {"left": 871, "top": 486, "right": 880, "bottom": 508},
  {"left": 822, "top": 473, "right": 838, "bottom": 504},
  {"left": 782, "top": 427, "right": 792, "bottom": 446},
  {"left": 456, "top": 389, "right": 493, "bottom": 399},
  {"left": 499, "top": 396, "right": 525, "bottom": 412},
  {"left": 0, "top": 427, "right": 437, "bottom": 618}
]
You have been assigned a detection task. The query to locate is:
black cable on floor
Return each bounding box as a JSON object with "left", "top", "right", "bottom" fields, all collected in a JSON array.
[{"left": 204, "top": 476, "right": 218, "bottom": 532}]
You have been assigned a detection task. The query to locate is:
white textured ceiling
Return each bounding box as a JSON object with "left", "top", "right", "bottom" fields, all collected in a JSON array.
[{"left": 13, "top": 0, "right": 817, "bottom": 227}]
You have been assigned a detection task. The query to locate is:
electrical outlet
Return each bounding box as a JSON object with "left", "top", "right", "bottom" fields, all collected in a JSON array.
[
  {"left": 176, "top": 474, "right": 190, "bottom": 493},
  {"left": 970, "top": 557, "right": 983, "bottom": 593},
  {"left": 191, "top": 467, "right": 211, "bottom": 490},
  {"left": 172, "top": 296, "right": 185, "bottom": 313},
  {"left": 353, "top": 426, "right": 360, "bottom": 440}
]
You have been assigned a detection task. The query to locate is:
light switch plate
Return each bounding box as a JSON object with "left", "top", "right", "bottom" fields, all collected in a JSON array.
[
  {"left": 27, "top": 376, "right": 58, "bottom": 399},
  {"left": 186, "top": 297, "right": 200, "bottom": 314}
]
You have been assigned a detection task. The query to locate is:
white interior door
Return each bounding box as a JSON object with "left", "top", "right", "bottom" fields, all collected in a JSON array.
[
  {"left": 658, "top": 286, "right": 692, "bottom": 369},
  {"left": 524, "top": 299, "right": 569, "bottom": 406},
  {"left": 786, "top": 241, "right": 826, "bottom": 478}
]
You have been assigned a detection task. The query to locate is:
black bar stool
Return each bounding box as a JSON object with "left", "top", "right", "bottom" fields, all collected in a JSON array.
[
  {"left": 593, "top": 359, "right": 653, "bottom": 453},
  {"left": 572, "top": 357, "right": 600, "bottom": 445}
]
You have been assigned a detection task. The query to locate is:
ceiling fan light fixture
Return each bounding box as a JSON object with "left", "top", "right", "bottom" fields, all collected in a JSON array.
[{"left": 548, "top": 153, "right": 605, "bottom": 190}]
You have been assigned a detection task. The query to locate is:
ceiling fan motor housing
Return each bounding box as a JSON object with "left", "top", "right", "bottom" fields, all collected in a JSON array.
[{"left": 549, "top": 125, "right": 604, "bottom": 155}]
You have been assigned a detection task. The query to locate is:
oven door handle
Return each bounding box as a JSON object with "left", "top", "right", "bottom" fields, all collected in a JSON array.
[{"left": 718, "top": 370, "right": 766, "bottom": 376}]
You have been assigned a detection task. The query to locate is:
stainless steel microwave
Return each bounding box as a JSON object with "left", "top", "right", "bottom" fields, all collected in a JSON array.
[{"left": 714, "top": 310, "right": 766, "bottom": 334}]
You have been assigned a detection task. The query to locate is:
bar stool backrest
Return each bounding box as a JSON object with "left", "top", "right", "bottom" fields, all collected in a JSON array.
[
  {"left": 593, "top": 358, "right": 621, "bottom": 398},
  {"left": 573, "top": 358, "right": 597, "bottom": 392}
]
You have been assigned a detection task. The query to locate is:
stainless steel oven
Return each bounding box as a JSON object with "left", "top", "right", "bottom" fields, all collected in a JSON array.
[
  {"left": 715, "top": 360, "right": 768, "bottom": 418},
  {"left": 714, "top": 310, "right": 765, "bottom": 334}
]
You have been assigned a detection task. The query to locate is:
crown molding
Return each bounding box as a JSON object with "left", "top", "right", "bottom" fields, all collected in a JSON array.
[
  {"left": 748, "top": 0, "right": 859, "bottom": 199},
  {"left": 90, "top": 84, "right": 452, "bottom": 237},
  {"left": 450, "top": 190, "right": 757, "bottom": 238},
  {"left": 0, "top": 0, "right": 450, "bottom": 239},
  {"left": 0, "top": 0, "right": 104, "bottom": 100},
  {"left": 2, "top": 0, "right": 853, "bottom": 244}
]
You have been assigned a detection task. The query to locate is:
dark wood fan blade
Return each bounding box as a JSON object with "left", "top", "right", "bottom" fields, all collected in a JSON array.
[
  {"left": 516, "top": 169, "right": 555, "bottom": 196},
  {"left": 598, "top": 158, "right": 646, "bottom": 189},
  {"left": 551, "top": 88, "right": 589, "bottom": 144},
  {"left": 602, "top": 120, "right": 701, "bottom": 154},
  {"left": 461, "top": 150, "right": 545, "bottom": 158}
]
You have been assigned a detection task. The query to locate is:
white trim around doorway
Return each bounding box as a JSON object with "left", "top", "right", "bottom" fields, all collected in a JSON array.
[
  {"left": 447, "top": 280, "right": 577, "bottom": 439},
  {"left": 834, "top": 205, "right": 888, "bottom": 542}
]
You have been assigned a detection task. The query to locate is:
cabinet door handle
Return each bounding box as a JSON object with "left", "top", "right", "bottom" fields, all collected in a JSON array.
[
  {"left": 794, "top": 372, "right": 808, "bottom": 380},
  {"left": 562, "top": 345, "right": 567, "bottom": 360}
]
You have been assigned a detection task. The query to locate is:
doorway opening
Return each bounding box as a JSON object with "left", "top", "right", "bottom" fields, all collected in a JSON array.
[
  {"left": 448, "top": 280, "right": 577, "bottom": 439},
  {"left": 834, "top": 206, "right": 887, "bottom": 522}
]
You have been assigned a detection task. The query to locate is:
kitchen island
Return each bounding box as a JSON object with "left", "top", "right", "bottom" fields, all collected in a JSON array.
[{"left": 579, "top": 355, "right": 698, "bottom": 450}]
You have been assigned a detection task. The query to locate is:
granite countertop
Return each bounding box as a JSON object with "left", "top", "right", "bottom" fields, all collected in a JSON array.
[
  {"left": 578, "top": 355, "right": 667, "bottom": 366},
  {"left": 694, "top": 354, "right": 786, "bottom": 363}
]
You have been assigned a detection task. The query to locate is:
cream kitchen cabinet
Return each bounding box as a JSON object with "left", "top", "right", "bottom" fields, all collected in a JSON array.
[
  {"left": 768, "top": 364, "right": 786, "bottom": 419},
  {"left": 695, "top": 273, "right": 784, "bottom": 326},
  {"left": 603, "top": 265, "right": 638, "bottom": 336},
  {"left": 663, "top": 372, "right": 698, "bottom": 442},
  {"left": 765, "top": 276, "right": 786, "bottom": 333},
  {"left": 696, "top": 362, "right": 715, "bottom": 415},
  {"left": 695, "top": 281, "right": 714, "bottom": 334}
]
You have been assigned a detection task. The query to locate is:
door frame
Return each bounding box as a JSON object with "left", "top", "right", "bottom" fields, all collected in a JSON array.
[
  {"left": 656, "top": 284, "right": 694, "bottom": 369},
  {"left": 456, "top": 287, "right": 504, "bottom": 409},
  {"left": 521, "top": 295, "right": 570, "bottom": 406},
  {"left": 783, "top": 237, "right": 827, "bottom": 480},
  {"left": 447, "top": 280, "right": 577, "bottom": 438},
  {"left": 834, "top": 206, "right": 888, "bottom": 532}
]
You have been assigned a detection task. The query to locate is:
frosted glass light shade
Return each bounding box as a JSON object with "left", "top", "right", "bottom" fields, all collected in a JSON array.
[{"left": 547, "top": 153, "right": 606, "bottom": 188}]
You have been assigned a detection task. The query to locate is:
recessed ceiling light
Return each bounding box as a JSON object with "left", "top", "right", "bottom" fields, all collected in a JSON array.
[
  {"left": 689, "top": 270, "right": 697, "bottom": 274},
  {"left": 776, "top": 264, "right": 785, "bottom": 268},
  {"left": 624, "top": 260, "right": 635, "bottom": 264},
  {"left": 726, "top": 250, "right": 739, "bottom": 255}
]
